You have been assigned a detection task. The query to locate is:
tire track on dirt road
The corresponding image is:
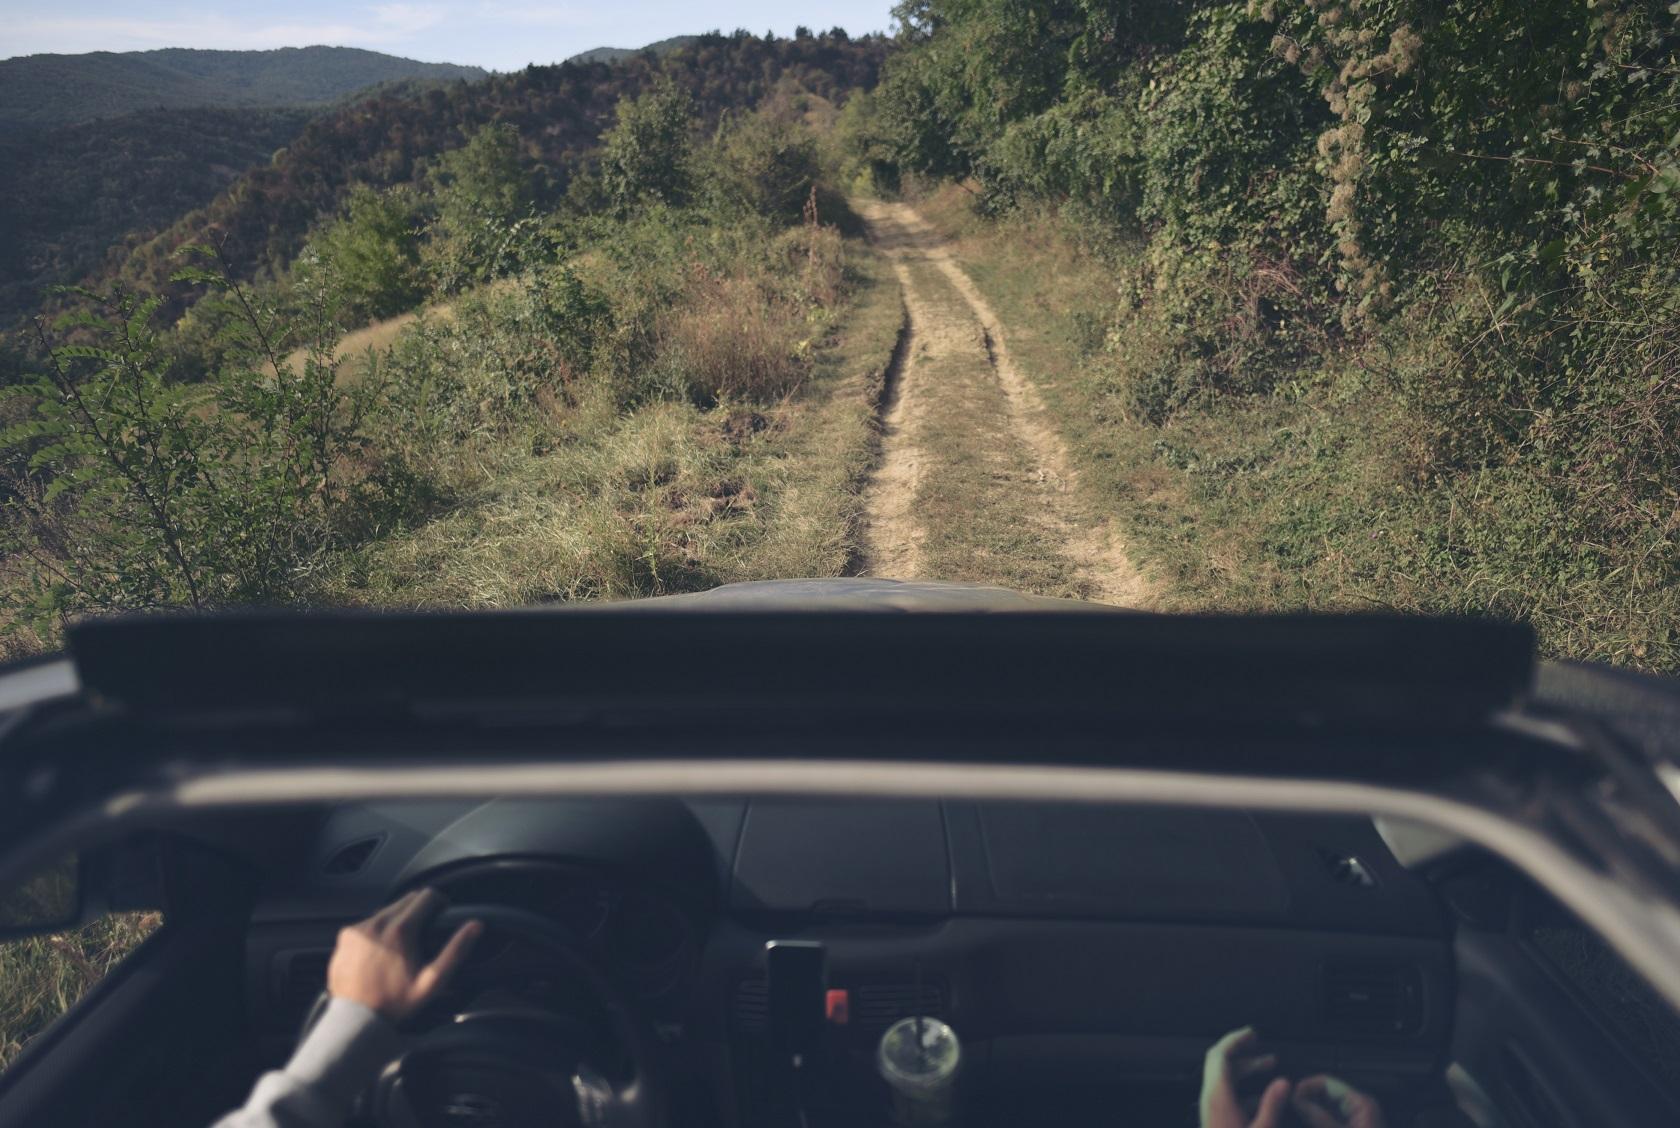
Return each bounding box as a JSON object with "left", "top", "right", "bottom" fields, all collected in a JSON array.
[{"left": 851, "top": 198, "right": 1150, "bottom": 606}]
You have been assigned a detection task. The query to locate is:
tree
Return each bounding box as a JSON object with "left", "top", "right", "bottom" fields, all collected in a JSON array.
[
  {"left": 425, "top": 123, "right": 539, "bottom": 291},
  {"left": 435, "top": 122, "right": 536, "bottom": 221},
  {"left": 300, "top": 184, "right": 426, "bottom": 323},
  {"left": 703, "top": 109, "right": 821, "bottom": 220},
  {"left": 599, "top": 81, "right": 695, "bottom": 211},
  {"left": 0, "top": 248, "right": 384, "bottom": 629}
]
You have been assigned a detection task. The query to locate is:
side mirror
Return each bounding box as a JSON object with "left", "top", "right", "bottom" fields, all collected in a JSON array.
[{"left": 0, "top": 854, "right": 82, "bottom": 939}]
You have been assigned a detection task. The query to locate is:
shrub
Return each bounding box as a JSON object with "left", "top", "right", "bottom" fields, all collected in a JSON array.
[
  {"left": 295, "top": 184, "right": 427, "bottom": 324},
  {"left": 702, "top": 109, "right": 822, "bottom": 220},
  {"left": 982, "top": 87, "right": 1147, "bottom": 224},
  {"left": 599, "top": 81, "right": 696, "bottom": 212},
  {"left": 657, "top": 272, "right": 804, "bottom": 403},
  {"left": 374, "top": 263, "right": 616, "bottom": 466},
  {"left": 424, "top": 123, "right": 542, "bottom": 292},
  {"left": 0, "top": 249, "right": 420, "bottom": 634}
]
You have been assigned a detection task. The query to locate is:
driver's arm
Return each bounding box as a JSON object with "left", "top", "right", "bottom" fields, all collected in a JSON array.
[{"left": 212, "top": 889, "right": 482, "bottom": 1128}]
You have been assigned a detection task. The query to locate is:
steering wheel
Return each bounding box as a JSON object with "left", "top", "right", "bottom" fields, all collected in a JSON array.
[{"left": 307, "top": 904, "right": 665, "bottom": 1128}]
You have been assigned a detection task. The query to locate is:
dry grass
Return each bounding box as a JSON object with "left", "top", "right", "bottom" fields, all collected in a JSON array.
[
  {"left": 280, "top": 301, "right": 461, "bottom": 383},
  {"left": 0, "top": 912, "right": 161, "bottom": 1070},
  {"left": 658, "top": 273, "right": 806, "bottom": 402},
  {"left": 319, "top": 239, "right": 903, "bottom": 607},
  {"left": 656, "top": 226, "right": 849, "bottom": 403}
]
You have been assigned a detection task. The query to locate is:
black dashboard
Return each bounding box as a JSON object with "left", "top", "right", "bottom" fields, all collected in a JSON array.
[{"left": 241, "top": 797, "right": 1454, "bottom": 1125}]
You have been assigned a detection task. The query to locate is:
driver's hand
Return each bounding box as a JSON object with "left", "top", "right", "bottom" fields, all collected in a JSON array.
[
  {"left": 1293, "top": 1075, "right": 1387, "bottom": 1128},
  {"left": 1200, "top": 1027, "right": 1290, "bottom": 1128},
  {"left": 328, "top": 888, "right": 483, "bottom": 1021}
]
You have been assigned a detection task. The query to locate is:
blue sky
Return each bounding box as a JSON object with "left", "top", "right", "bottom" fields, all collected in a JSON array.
[{"left": 2, "top": 1, "right": 898, "bottom": 71}]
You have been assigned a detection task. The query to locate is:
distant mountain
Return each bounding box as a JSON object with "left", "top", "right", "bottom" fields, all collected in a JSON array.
[
  {"left": 0, "top": 46, "right": 486, "bottom": 132},
  {"left": 566, "top": 36, "right": 700, "bottom": 66},
  {"left": 77, "top": 32, "right": 886, "bottom": 323}
]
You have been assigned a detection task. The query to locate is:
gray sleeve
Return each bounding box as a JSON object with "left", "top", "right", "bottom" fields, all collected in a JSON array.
[{"left": 212, "top": 999, "right": 404, "bottom": 1128}]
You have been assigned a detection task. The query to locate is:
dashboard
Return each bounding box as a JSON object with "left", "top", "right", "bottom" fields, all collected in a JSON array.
[{"left": 240, "top": 796, "right": 1455, "bottom": 1125}]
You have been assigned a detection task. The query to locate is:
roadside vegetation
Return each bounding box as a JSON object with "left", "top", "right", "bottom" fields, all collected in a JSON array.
[
  {"left": 840, "top": 0, "right": 1680, "bottom": 670},
  {"left": 0, "top": 41, "right": 898, "bottom": 656},
  {"left": 0, "top": 913, "right": 161, "bottom": 1070}
]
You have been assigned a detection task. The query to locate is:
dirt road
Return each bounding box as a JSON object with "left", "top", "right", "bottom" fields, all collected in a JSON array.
[{"left": 851, "top": 199, "right": 1150, "bottom": 607}]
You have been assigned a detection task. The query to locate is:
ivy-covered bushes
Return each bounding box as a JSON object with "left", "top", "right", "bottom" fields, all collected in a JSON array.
[{"left": 866, "top": 0, "right": 1680, "bottom": 666}]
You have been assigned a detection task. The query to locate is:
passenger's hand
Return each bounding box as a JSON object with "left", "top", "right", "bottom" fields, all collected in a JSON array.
[
  {"left": 1200, "top": 1027, "right": 1291, "bottom": 1128},
  {"left": 328, "top": 888, "right": 483, "bottom": 1021},
  {"left": 1293, "top": 1075, "right": 1387, "bottom": 1128}
]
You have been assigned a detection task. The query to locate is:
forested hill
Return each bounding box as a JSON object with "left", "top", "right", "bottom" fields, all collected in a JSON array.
[
  {"left": 87, "top": 32, "right": 885, "bottom": 320},
  {"left": 567, "top": 37, "right": 700, "bottom": 65},
  {"left": 0, "top": 46, "right": 487, "bottom": 132},
  {"left": 0, "top": 107, "right": 317, "bottom": 325}
]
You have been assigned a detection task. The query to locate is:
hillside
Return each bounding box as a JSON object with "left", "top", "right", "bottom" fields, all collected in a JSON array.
[
  {"left": 0, "top": 106, "right": 316, "bottom": 325},
  {"left": 567, "top": 37, "right": 700, "bottom": 65},
  {"left": 0, "top": 31, "right": 899, "bottom": 654},
  {"left": 0, "top": 46, "right": 486, "bottom": 132},
  {"left": 75, "top": 33, "right": 884, "bottom": 324}
]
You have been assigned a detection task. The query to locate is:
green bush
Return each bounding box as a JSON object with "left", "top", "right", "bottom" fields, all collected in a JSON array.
[
  {"left": 0, "top": 250, "right": 422, "bottom": 632},
  {"left": 982, "top": 88, "right": 1146, "bottom": 223},
  {"left": 702, "top": 109, "right": 822, "bottom": 221},
  {"left": 599, "top": 80, "right": 696, "bottom": 212},
  {"left": 875, "top": 0, "right": 1680, "bottom": 668},
  {"left": 376, "top": 262, "right": 616, "bottom": 457},
  {"left": 296, "top": 184, "right": 427, "bottom": 324},
  {"left": 424, "top": 123, "right": 543, "bottom": 292}
]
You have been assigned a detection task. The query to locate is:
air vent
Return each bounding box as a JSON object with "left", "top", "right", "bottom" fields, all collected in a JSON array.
[
  {"left": 731, "top": 977, "right": 770, "bottom": 1033},
  {"left": 322, "top": 834, "right": 384, "bottom": 876},
  {"left": 274, "top": 950, "right": 330, "bottom": 1019},
  {"left": 1322, "top": 960, "right": 1422, "bottom": 1035},
  {"left": 730, "top": 977, "right": 947, "bottom": 1035}
]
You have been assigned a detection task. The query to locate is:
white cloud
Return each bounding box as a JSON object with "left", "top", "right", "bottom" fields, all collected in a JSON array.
[
  {"left": 7, "top": 6, "right": 455, "bottom": 57},
  {"left": 470, "top": 2, "right": 603, "bottom": 30},
  {"left": 371, "top": 3, "right": 448, "bottom": 35}
]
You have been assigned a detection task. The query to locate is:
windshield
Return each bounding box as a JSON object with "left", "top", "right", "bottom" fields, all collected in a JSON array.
[
  {"left": 2, "top": 2, "right": 1675, "bottom": 670},
  {"left": 2, "top": 4, "right": 1678, "bottom": 1126}
]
